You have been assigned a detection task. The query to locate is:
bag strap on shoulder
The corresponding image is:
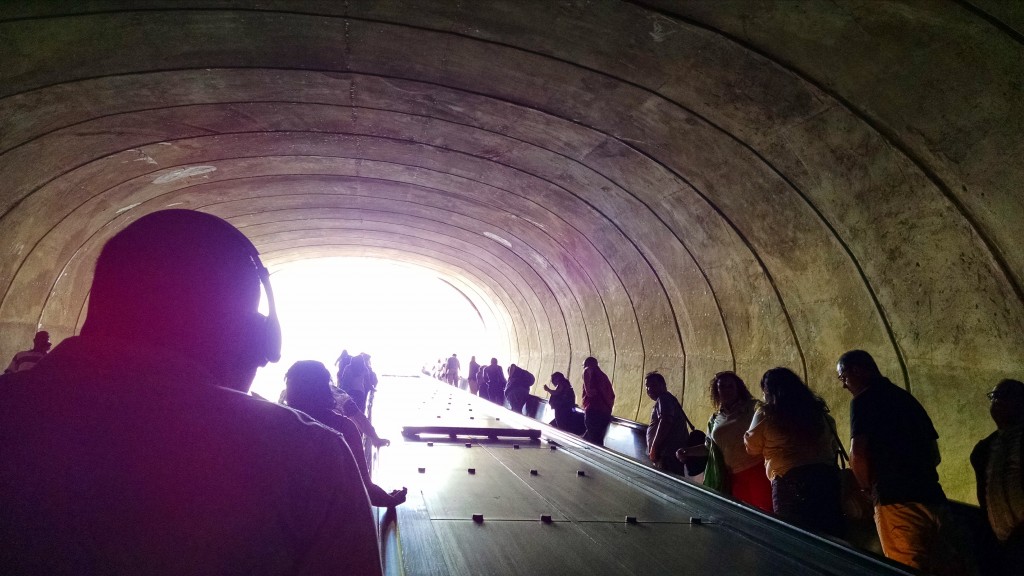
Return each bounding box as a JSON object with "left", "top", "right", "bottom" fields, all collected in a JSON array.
[{"left": 825, "top": 416, "right": 850, "bottom": 468}]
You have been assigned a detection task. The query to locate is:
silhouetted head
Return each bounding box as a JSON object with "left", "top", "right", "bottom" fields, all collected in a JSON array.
[
  {"left": 644, "top": 371, "right": 667, "bottom": 400},
  {"left": 709, "top": 371, "right": 752, "bottom": 411},
  {"left": 508, "top": 364, "right": 517, "bottom": 375},
  {"left": 32, "top": 331, "right": 51, "bottom": 352},
  {"left": 550, "top": 371, "right": 568, "bottom": 386},
  {"left": 81, "top": 210, "right": 278, "bottom": 392},
  {"left": 284, "top": 360, "right": 334, "bottom": 414},
  {"left": 761, "top": 368, "right": 807, "bottom": 405},
  {"left": 490, "top": 357, "right": 498, "bottom": 366},
  {"left": 583, "top": 356, "right": 598, "bottom": 368},
  {"left": 348, "top": 355, "right": 367, "bottom": 371},
  {"left": 836, "top": 350, "right": 880, "bottom": 396},
  {"left": 988, "top": 379, "right": 1024, "bottom": 430},
  {"left": 761, "top": 367, "right": 828, "bottom": 435}
]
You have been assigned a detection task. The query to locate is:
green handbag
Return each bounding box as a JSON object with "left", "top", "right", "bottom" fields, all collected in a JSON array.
[{"left": 702, "top": 414, "right": 730, "bottom": 492}]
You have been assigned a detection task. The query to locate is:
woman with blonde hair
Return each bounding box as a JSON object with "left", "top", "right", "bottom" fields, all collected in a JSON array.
[{"left": 677, "top": 371, "right": 772, "bottom": 512}]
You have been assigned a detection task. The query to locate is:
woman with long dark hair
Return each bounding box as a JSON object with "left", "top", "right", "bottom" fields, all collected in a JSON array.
[
  {"left": 744, "top": 367, "right": 842, "bottom": 535},
  {"left": 676, "top": 371, "right": 772, "bottom": 512}
]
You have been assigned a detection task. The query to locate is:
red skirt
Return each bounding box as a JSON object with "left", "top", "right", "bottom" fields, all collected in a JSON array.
[{"left": 730, "top": 464, "right": 773, "bottom": 513}]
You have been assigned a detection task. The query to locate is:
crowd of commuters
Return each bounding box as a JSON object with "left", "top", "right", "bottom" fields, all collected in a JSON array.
[
  {"left": 1, "top": 208, "right": 1020, "bottom": 575},
  {"left": 436, "top": 345, "right": 1019, "bottom": 575},
  {"left": 335, "top": 349, "right": 378, "bottom": 412},
  {"left": 435, "top": 353, "right": 616, "bottom": 444},
  {"left": 428, "top": 353, "right": 461, "bottom": 388},
  {"left": 668, "top": 352, "right": 1003, "bottom": 576},
  {"left": 380, "top": 343, "right": 1020, "bottom": 575}
]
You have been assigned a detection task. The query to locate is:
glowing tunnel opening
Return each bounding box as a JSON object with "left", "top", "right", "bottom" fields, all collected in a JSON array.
[{"left": 249, "top": 258, "right": 502, "bottom": 401}]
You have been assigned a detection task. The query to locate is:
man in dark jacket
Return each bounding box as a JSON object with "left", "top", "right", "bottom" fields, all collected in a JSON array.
[{"left": 482, "top": 357, "right": 506, "bottom": 405}]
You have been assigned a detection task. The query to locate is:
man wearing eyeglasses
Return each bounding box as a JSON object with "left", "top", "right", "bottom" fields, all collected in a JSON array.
[
  {"left": 971, "top": 379, "right": 1024, "bottom": 575},
  {"left": 836, "top": 350, "right": 959, "bottom": 575}
]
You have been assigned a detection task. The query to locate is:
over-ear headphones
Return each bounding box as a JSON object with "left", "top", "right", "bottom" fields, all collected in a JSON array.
[
  {"left": 84, "top": 209, "right": 282, "bottom": 370},
  {"left": 224, "top": 224, "right": 282, "bottom": 367},
  {"left": 253, "top": 257, "right": 283, "bottom": 367}
]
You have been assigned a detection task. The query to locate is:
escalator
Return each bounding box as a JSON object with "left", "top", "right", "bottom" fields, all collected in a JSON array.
[{"left": 366, "top": 375, "right": 911, "bottom": 576}]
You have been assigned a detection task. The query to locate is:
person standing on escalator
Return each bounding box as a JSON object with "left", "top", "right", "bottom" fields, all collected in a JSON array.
[
  {"left": 505, "top": 363, "right": 535, "bottom": 415},
  {"left": 581, "top": 356, "right": 615, "bottom": 446},
  {"left": 482, "top": 357, "right": 507, "bottom": 405},
  {"left": 644, "top": 371, "right": 690, "bottom": 474},
  {"left": 444, "top": 354, "right": 460, "bottom": 387},
  {"left": 0, "top": 210, "right": 380, "bottom": 576},
  {"left": 467, "top": 356, "right": 481, "bottom": 396}
]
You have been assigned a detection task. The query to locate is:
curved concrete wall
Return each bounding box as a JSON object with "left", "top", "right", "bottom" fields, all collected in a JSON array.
[{"left": 1, "top": 1, "right": 1021, "bottom": 501}]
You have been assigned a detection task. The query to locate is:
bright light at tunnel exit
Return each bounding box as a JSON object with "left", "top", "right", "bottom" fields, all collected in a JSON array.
[{"left": 249, "top": 258, "right": 495, "bottom": 401}]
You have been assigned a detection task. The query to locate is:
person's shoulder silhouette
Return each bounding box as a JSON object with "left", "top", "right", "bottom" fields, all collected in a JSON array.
[{"left": 0, "top": 210, "right": 381, "bottom": 576}]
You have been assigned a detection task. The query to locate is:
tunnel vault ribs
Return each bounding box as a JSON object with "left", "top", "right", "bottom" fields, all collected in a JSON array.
[{"left": 0, "top": 1, "right": 1021, "bottom": 504}]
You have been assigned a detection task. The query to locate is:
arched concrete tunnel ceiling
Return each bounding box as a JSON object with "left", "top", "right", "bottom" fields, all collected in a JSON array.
[{"left": 1, "top": 1, "right": 1022, "bottom": 500}]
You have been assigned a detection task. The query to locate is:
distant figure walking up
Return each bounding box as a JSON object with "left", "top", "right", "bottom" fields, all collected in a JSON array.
[
  {"left": 467, "top": 356, "right": 481, "bottom": 396},
  {"left": 838, "top": 350, "right": 964, "bottom": 575},
  {"left": 482, "top": 358, "right": 506, "bottom": 405},
  {"left": 545, "top": 372, "right": 582, "bottom": 433},
  {"left": 361, "top": 353, "right": 379, "bottom": 394},
  {"left": 744, "top": 367, "right": 842, "bottom": 536},
  {"left": 4, "top": 331, "right": 51, "bottom": 374},
  {"left": 445, "top": 354, "right": 460, "bottom": 387},
  {"left": 581, "top": 356, "right": 615, "bottom": 446},
  {"left": 339, "top": 354, "right": 371, "bottom": 413},
  {"left": 335, "top": 349, "right": 352, "bottom": 384},
  {"left": 505, "top": 364, "right": 535, "bottom": 415},
  {"left": 971, "top": 379, "right": 1024, "bottom": 575},
  {"left": 476, "top": 363, "right": 487, "bottom": 396},
  {"left": 644, "top": 372, "right": 690, "bottom": 474}
]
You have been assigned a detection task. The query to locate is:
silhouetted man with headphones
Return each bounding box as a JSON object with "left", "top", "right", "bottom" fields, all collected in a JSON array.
[{"left": 0, "top": 210, "right": 381, "bottom": 575}]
